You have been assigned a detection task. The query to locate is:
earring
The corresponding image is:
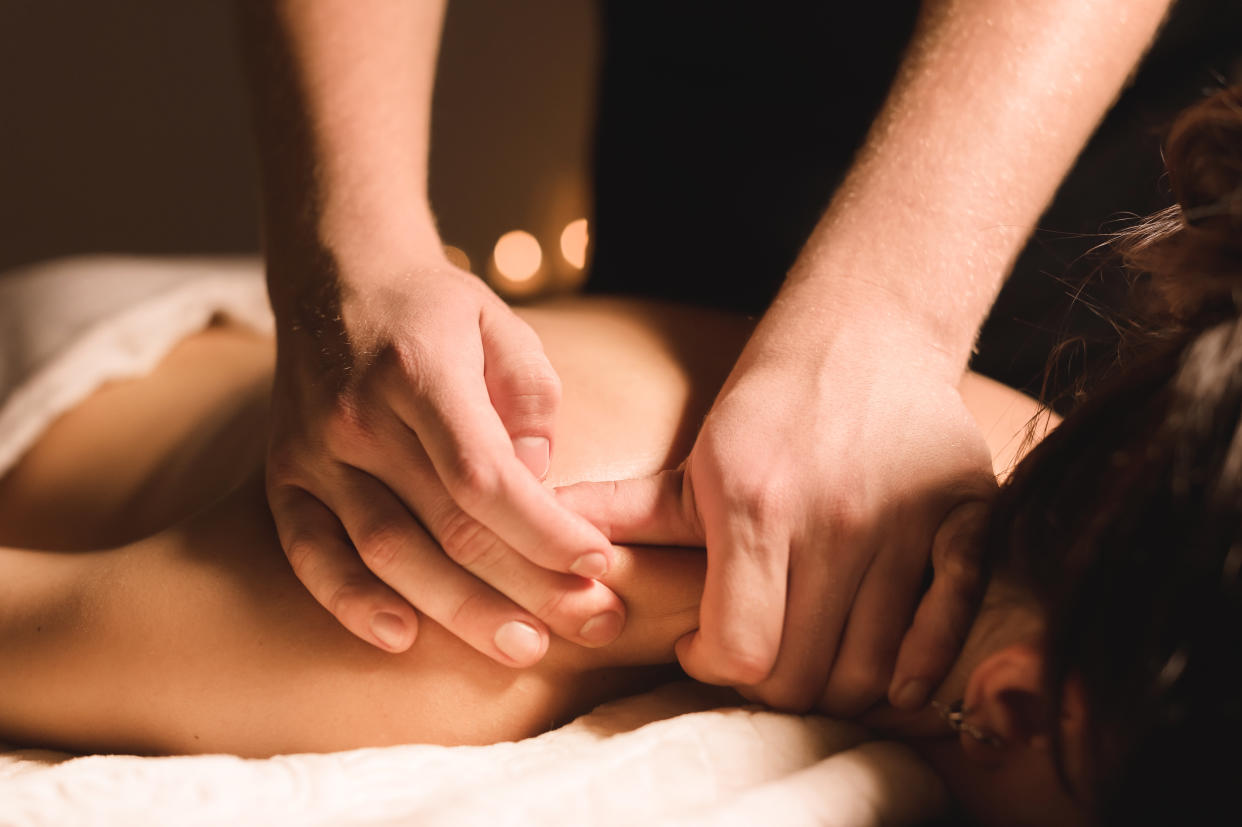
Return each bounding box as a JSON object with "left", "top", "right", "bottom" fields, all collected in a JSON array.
[{"left": 932, "top": 699, "right": 1005, "bottom": 748}]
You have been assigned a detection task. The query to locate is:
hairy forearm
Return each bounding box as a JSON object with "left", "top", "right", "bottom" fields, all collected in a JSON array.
[
  {"left": 235, "top": 0, "right": 448, "bottom": 311},
  {"left": 782, "top": 0, "right": 1172, "bottom": 372}
]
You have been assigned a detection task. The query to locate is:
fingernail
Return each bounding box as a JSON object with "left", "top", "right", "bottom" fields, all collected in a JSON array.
[
  {"left": 370, "top": 612, "right": 409, "bottom": 651},
  {"left": 513, "top": 436, "right": 551, "bottom": 480},
  {"left": 892, "top": 678, "right": 932, "bottom": 711},
  {"left": 579, "top": 611, "right": 623, "bottom": 645},
  {"left": 494, "top": 620, "right": 543, "bottom": 665},
  {"left": 570, "top": 551, "right": 608, "bottom": 579}
]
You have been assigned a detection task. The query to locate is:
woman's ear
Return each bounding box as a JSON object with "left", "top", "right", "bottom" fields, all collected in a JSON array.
[
  {"left": 959, "top": 642, "right": 1051, "bottom": 764},
  {"left": 945, "top": 650, "right": 1096, "bottom": 827}
]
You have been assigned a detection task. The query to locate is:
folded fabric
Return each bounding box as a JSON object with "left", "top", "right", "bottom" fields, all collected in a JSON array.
[{"left": 0, "top": 255, "right": 271, "bottom": 477}]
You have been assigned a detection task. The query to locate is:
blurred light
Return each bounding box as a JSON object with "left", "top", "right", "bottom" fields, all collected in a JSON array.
[
  {"left": 442, "top": 244, "right": 471, "bottom": 272},
  {"left": 492, "top": 230, "right": 542, "bottom": 282},
  {"left": 559, "top": 218, "right": 588, "bottom": 270}
]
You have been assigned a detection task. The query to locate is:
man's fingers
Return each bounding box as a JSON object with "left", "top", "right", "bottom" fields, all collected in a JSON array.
[
  {"left": 817, "top": 536, "right": 930, "bottom": 718},
  {"left": 268, "top": 483, "right": 419, "bottom": 653},
  {"left": 358, "top": 417, "right": 626, "bottom": 647},
  {"left": 393, "top": 362, "right": 615, "bottom": 579},
  {"left": 326, "top": 468, "right": 552, "bottom": 667},
  {"left": 555, "top": 470, "right": 703, "bottom": 545},
  {"left": 887, "top": 500, "right": 991, "bottom": 711},
  {"left": 676, "top": 518, "right": 789, "bottom": 686},
  {"left": 745, "top": 543, "right": 860, "bottom": 712},
  {"left": 479, "top": 304, "right": 562, "bottom": 481},
  {"left": 420, "top": 508, "right": 625, "bottom": 647},
  {"left": 442, "top": 525, "right": 624, "bottom": 647}
]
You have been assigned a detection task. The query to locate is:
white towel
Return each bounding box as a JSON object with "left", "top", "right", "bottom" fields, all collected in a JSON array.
[{"left": 0, "top": 255, "right": 272, "bottom": 477}]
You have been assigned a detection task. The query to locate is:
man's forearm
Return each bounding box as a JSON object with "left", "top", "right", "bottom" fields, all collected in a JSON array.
[
  {"left": 236, "top": 0, "right": 448, "bottom": 312},
  {"left": 782, "top": 0, "right": 1173, "bottom": 372}
]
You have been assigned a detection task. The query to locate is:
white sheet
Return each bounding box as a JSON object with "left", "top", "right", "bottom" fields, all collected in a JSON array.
[
  {"left": 0, "top": 256, "right": 949, "bottom": 826},
  {"left": 0, "top": 683, "right": 946, "bottom": 827}
]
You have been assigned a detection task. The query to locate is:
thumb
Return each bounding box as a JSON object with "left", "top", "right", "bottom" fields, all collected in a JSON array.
[
  {"left": 556, "top": 469, "right": 703, "bottom": 546},
  {"left": 480, "top": 304, "right": 562, "bottom": 480}
]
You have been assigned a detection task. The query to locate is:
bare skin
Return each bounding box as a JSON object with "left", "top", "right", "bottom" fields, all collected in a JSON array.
[
  {"left": 0, "top": 298, "right": 1045, "bottom": 760},
  {"left": 237, "top": 1, "right": 1171, "bottom": 718}
]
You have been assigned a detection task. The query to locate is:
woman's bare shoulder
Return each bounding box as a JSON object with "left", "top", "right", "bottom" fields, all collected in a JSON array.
[
  {"left": 522, "top": 297, "right": 1056, "bottom": 485},
  {"left": 958, "top": 372, "right": 1058, "bottom": 481}
]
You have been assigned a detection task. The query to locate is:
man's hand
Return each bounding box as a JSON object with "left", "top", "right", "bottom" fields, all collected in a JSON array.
[
  {"left": 559, "top": 307, "right": 996, "bottom": 714},
  {"left": 237, "top": 0, "right": 627, "bottom": 667},
  {"left": 556, "top": 0, "right": 1166, "bottom": 715},
  {"left": 266, "top": 256, "right": 625, "bottom": 666}
]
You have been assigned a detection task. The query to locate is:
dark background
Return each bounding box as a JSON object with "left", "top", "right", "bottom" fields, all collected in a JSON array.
[
  {"left": 0, "top": 0, "right": 597, "bottom": 285},
  {"left": 3, "top": 1, "right": 1242, "bottom": 402}
]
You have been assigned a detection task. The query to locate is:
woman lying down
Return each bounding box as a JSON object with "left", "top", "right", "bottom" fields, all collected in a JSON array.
[{"left": 2, "top": 89, "right": 1240, "bottom": 826}]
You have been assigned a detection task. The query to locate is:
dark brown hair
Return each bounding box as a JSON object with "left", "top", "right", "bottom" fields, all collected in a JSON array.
[{"left": 986, "top": 86, "right": 1242, "bottom": 825}]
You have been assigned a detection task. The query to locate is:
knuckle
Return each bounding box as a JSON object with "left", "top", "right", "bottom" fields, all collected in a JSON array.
[
  {"left": 438, "top": 510, "right": 506, "bottom": 571},
  {"left": 283, "top": 535, "right": 320, "bottom": 576},
  {"left": 932, "top": 539, "right": 984, "bottom": 589},
  {"left": 535, "top": 582, "right": 602, "bottom": 628},
  {"left": 714, "top": 642, "right": 776, "bottom": 686},
  {"left": 936, "top": 548, "right": 981, "bottom": 587},
  {"left": 324, "top": 577, "right": 376, "bottom": 622},
  {"left": 533, "top": 577, "right": 618, "bottom": 630},
  {"left": 823, "top": 489, "right": 870, "bottom": 541},
  {"left": 534, "top": 587, "right": 574, "bottom": 626},
  {"left": 726, "top": 477, "right": 785, "bottom": 526},
  {"left": 356, "top": 527, "right": 406, "bottom": 575},
  {"left": 448, "top": 589, "right": 495, "bottom": 633},
  {"left": 446, "top": 450, "right": 502, "bottom": 510},
  {"left": 496, "top": 353, "right": 561, "bottom": 400}
]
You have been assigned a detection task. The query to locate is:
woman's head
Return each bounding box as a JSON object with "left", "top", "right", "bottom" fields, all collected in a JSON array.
[{"left": 969, "top": 85, "right": 1242, "bottom": 825}]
